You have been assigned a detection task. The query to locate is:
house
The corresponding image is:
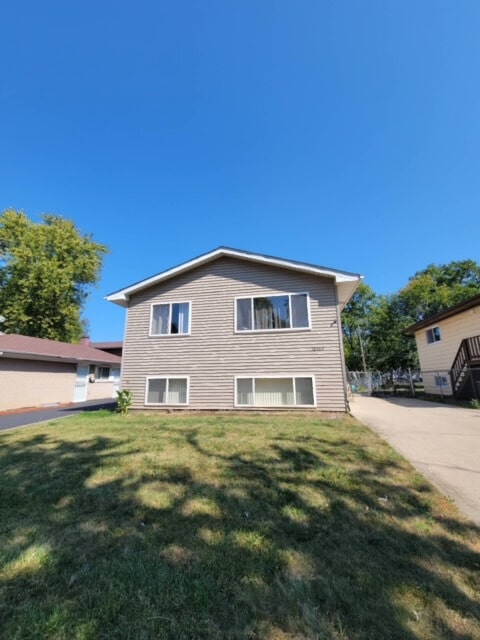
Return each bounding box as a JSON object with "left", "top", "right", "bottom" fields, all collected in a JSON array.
[
  {"left": 90, "top": 341, "right": 123, "bottom": 357},
  {"left": 106, "top": 247, "right": 362, "bottom": 412},
  {"left": 0, "top": 334, "right": 122, "bottom": 411},
  {"left": 404, "top": 294, "right": 480, "bottom": 399}
]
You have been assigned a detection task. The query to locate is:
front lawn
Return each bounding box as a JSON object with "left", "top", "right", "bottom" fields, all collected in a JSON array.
[{"left": 1, "top": 411, "right": 479, "bottom": 639}]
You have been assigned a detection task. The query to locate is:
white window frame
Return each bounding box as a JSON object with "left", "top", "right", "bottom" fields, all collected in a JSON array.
[
  {"left": 426, "top": 326, "right": 441, "bottom": 344},
  {"left": 145, "top": 376, "right": 190, "bottom": 406},
  {"left": 434, "top": 375, "right": 449, "bottom": 388},
  {"left": 149, "top": 301, "right": 191, "bottom": 337},
  {"left": 234, "top": 292, "right": 311, "bottom": 333},
  {"left": 234, "top": 375, "right": 317, "bottom": 408},
  {"left": 89, "top": 365, "right": 111, "bottom": 381}
]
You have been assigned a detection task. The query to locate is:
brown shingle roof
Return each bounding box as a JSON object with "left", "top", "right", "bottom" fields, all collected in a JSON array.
[
  {"left": 90, "top": 341, "right": 123, "bottom": 350},
  {"left": 0, "top": 334, "right": 122, "bottom": 365}
]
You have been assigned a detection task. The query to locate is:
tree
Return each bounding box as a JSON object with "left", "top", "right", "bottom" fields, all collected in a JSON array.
[
  {"left": 397, "top": 260, "right": 480, "bottom": 323},
  {"left": 342, "top": 260, "right": 480, "bottom": 373},
  {"left": 342, "top": 283, "right": 377, "bottom": 371},
  {"left": 381, "top": 259, "right": 480, "bottom": 370},
  {"left": 343, "top": 286, "right": 419, "bottom": 372},
  {"left": 0, "top": 209, "right": 109, "bottom": 342},
  {"left": 367, "top": 294, "right": 419, "bottom": 371}
]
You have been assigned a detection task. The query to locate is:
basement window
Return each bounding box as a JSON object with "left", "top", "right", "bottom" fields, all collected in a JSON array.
[
  {"left": 146, "top": 377, "right": 189, "bottom": 405},
  {"left": 235, "top": 376, "right": 315, "bottom": 407}
]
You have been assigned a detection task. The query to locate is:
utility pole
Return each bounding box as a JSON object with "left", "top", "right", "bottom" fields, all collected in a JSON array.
[{"left": 357, "top": 327, "right": 367, "bottom": 375}]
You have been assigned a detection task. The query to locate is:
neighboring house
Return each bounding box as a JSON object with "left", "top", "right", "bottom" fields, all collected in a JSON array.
[
  {"left": 0, "top": 334, "right": 122, "bottom": 411},
  {"left": 91, "top": 341, "right": 123, "bottom": 357},
  {"left": 106, "top": 247, "right": 362, "bottom": 412},
  {"left": 404, "top": 294, "right": 480, "bottom": 399}
]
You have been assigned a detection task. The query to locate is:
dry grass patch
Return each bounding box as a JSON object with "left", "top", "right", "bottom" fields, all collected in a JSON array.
[{"left": 0, "top": 410, "right": 479, "bottom": 639}]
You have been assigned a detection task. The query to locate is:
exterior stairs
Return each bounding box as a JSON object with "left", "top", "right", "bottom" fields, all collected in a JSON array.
[{"left": 450, "top": 335, "right": 480, "bottom": 400}]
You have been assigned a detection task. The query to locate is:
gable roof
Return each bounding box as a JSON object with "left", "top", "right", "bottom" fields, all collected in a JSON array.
[
  {"left": 90, "top": 341, "right": 123, "bottom": 351},
  {"left": 106, "top": 246, "right": 363, "bottom": 309},
  {"left": 404, "top": 293, "right": 480, "bottom": 335},
  {"left": 0, "top": 334, "right": 122, "bottom": 365}
]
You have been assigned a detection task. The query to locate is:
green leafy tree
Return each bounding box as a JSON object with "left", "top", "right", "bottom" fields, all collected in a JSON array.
[
  {"left": 342, "top": 283, "right": 377, "bottom": 371},
  {"left": 397, "top": 260, "right": 480, "bottom": 323},
  {"left": 378, "top": 260, "right": 480, "bottom": 371},
  {"left": 342, "top": 260, "right": 480, "bottom": 372},
  {"left": 368, "top": 294, "right": 419, "bottom": 371},
  {"left": 0, "top": 209, "right": 109, "bottom": 342}
]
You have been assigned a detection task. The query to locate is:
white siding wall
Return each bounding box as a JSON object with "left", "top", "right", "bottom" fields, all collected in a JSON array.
[
  {"left": 415, "top": 305, "right": 480, "bottom": 394},
  {"left": 121, "top": 258, "right": 348, "bottom": 411}
]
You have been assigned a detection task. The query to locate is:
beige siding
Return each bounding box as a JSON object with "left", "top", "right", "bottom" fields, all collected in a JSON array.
[
  {"left": 415, "top": 305, "right": 480, "bottom": 395},
  {"left": 121, "top": 257, "right": 348, "bottom": 411},
  {"left": 86, "top": 380, "right": 117, "bottom": 400},
  {"left": 0, "top": 358, "right": 76, "bottom": 411}
]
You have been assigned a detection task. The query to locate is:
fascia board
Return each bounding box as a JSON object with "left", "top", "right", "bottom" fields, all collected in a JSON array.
[
  {"left": 0, "top": 351, "right": 120, "bottom": 366},
  {"left": 105, "top": 247, "right": 363, "bottom": 307}
]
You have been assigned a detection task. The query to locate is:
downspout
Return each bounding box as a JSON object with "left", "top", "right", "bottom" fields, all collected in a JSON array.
[
  {"left": 334, "top": 285, "right": 351, "bottom": 413},
  {"left": 119, "top": 305, "right": 129, "bottom": 393}
]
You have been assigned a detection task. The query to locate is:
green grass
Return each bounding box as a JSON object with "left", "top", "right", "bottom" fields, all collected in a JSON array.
[{"left": 1, "top": 411, "right": 479, "bottom": 640}]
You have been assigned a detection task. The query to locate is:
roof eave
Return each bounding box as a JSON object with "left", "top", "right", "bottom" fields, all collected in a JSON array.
[
  {"left": 337, "top": 276, "right": 364, "bottom": 310},
  {"left": 0, "top": 350, "right": 121, "bottom": 365},
  {"left": 105, "top": 293, "right": 129, "bottom": 308},
  {"left": 403, "top": 294, "right": 480, "bottom": 335},
  {"left": 105, "top": 247, "right": 363, "bottom": 306}
]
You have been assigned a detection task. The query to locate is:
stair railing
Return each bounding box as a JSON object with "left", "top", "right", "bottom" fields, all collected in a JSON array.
[{"left": 450, "top": 336, "right": 480, "bottom": 393}]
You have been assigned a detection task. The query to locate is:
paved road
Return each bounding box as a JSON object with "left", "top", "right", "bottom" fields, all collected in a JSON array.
[
  {"left": 0, "top": 399, "right": 117, "bottom": 432},
  {"left": 350, "top": 394, "right": 480, "bottom": 526}
]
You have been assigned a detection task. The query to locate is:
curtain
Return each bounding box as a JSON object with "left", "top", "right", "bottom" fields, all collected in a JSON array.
[
  {"left": 295, "top": 378, "right": 314, "bottom": 405},
  {"left": 176, "top": 303, "right": 189, "bottom": 334},
  {"left": 236, "top": 299, "right": 252, "bottom": 331},
  {"left": 168, "top": 378, "right": 187, "bottom": 403},
  {"left": 254, "top": 296, "right": 289, "bottom": 330},
  {"left": 152, "top": 305, "right": 169, "bottom": 334},
  {"left": 237, "top": 378, "right": 254, "bottom": 404},
  {"left": 148, "top": 378, "right": 167, "bottom": 403},
  {"left": 155, "top": 302, "right": 189, "bottom": 334},
  {"left": 148, "top": 378, "right": 187, "bottom": 404},
  {"left": 237, "top": 377, "right": 314, "bottom": 406},
  {"left": 255, "top": 378, "right": 294, "bottom": 406}
]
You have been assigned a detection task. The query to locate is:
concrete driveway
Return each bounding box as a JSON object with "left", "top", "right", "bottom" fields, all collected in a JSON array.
[{"left": 350, "top": 394, "right": 480, "bottom": 526}]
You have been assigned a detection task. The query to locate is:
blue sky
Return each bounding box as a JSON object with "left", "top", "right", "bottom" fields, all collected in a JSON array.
[{"left": 2, "top": 1, "right": 479, "bottom": 341}]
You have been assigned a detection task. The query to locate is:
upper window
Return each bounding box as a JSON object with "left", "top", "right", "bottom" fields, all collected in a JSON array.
[
  {"left": 426, "top": 326, "right": 441, "bottom": 344},
  {"left": 151, "top": 302, "right": 190, "bottom": 335},
  {"left": 236, "top": 293, "right": 310, "bottom": 332}
]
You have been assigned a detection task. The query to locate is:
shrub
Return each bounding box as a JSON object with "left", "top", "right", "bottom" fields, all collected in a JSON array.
[{"left": 116, "top": 389, "right": 133, "bottom": 414}]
